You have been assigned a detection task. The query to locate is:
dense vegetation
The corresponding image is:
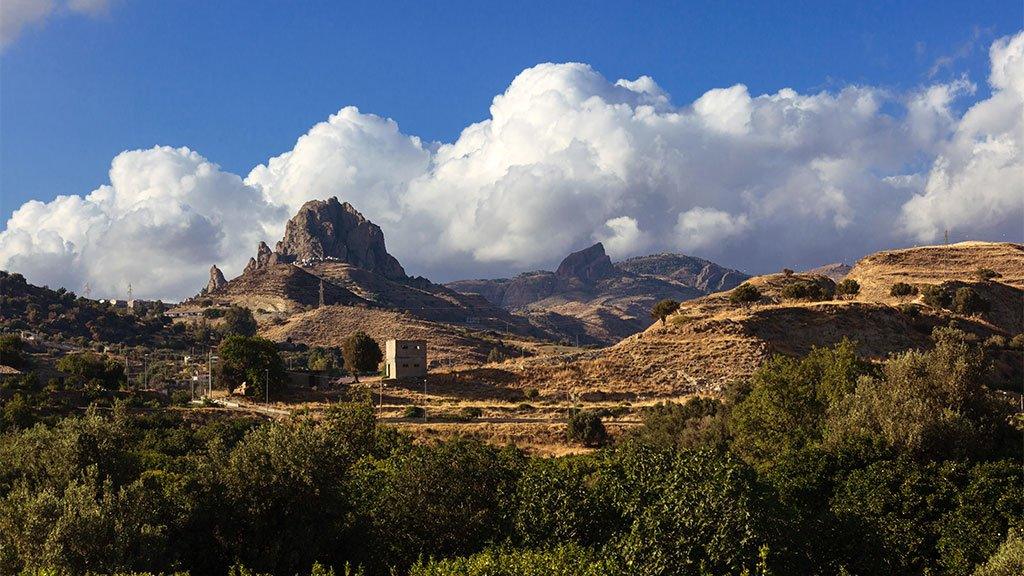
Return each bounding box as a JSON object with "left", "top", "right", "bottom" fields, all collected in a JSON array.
[
  {"left": 0, "top": 326, "right": 1020, "bottom": 575},
  {"left": 0, "top": 271, "right": 174, "bottom": 346}
]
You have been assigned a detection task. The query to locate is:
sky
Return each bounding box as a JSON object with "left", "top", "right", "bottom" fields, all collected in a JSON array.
[{"left": 1, "top": 1, "right": 1022, "bottom": 300}]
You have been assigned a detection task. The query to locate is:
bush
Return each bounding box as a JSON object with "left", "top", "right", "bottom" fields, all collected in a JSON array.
[
  {"left": 0, "top": 335, "right": 28, "bottom": 369},
  {"left": 921, "top": 284, "right": 952, "bottom": 308},
  {"left": 975, "top": 268, "right": 1002, "bottom": 281},
  {"left": 650, "top": 299, "right": 681, "bottom": 325},
  {"left": 952, "top": 287, "right": 989, "bottom": 315},
  {"left": 897, "top": 303, "right": 920, "bottom": 316},
  {"left": 459, "top": 406, "right": 483, "bottom": 419},
  {"left": 984, "top": 335, "right": 1008, "bottom": 349},
  {"left": 516, "top": 403, "right": 535, "bottom": 412},
  {"left": 523, "top": 388, "right": 540, "bottom": 399},
  {"left": 780, "top": 282, "right": 830, "bottom": 301},
  {"left": 402, "top": 406, "right": 425, "bottom": 419},
  {"left": 730, "top": 283, "right": 762, "bottom": 304},
  {"left": 56, "top": 352, "right": 124, "bottom": 389},
  {"left": 890, "top": 282, "right": 917, "bottom": 297},
  {"left": 1010, "top": 334, "right": 1024, "bottom": 350},
  {"left": 566, "top": 411, "right": 608, "bottom": 447},
  {"left": 835, "top": 279, "right": 860, "bottom": 297},
  {"left": 486, "top": 348, "right": 505, "bottom": 363},
  {"left": 782, "top": 268, "right": 795, "bottom": 277},
  {"left": 170, "top": 389, "right": 192, "bottom": 405}
]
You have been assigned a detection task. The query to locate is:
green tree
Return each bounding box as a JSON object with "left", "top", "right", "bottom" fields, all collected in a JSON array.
[
  {"left": 835, "top": 279, "right": 860, "bottom": 297},
  {"left": 953, "top": 287, "right": 989, "bottom": 316},
  {"left": 217, "top": 335, "right": 286, "bottom": 399},
  {"left": 511, "top": 456, "right": 622, "bottom": 547},
  {"left": 614, "top": 448, "right": 773, "bottom": 575},
  {"left": 566, "top": 410, "right": 608, "bottom": 447},
  {"left": 56, "top": 352, "right": 124, "bottom": 389},
  {"left": 629, "top": 397, "right": 729, "bottom": 451},
  {"left": 825, "top": 326, "right": 1017, "bottom": 460},
  {"left": 0, "top": 335, "right": 28, "bottom": 369},
  {"left": 348, "top": 439, "right": 520, "bottom": 572},
  {"left": 729, "top": 340, "right": 866, "bottom": 468},
  {"left": 341, "top": 332, "right": 382, "bottom": 382},
  {"left": 222, "top": 306, "right": 258, "bottom": 337},
  {"left": 650, "top": 299, "right": 680, "bottom": 325}
]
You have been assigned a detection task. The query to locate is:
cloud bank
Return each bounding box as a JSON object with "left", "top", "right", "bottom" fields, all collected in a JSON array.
[{"left": 3, "top": 31, "right": 1022, "bottom": 300}]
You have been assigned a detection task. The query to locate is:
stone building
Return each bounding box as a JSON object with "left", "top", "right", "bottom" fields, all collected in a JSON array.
[{"left": 384, "top": 339, "right": 426, "bottom": 380}]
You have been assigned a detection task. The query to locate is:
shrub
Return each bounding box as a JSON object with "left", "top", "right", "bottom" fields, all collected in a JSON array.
[
  {"left": 730, "top": 283, "right": 762, "bottom": 304},
  {"left": 780, "top": 282, "right": 830, "bottom": 301},
  {"left": 975, "top": 268, "right": 1002, "bottom": 281},
  {"left": 650, "top": 299, "right": 681, "bottom": 325},
  {"left": 1010, "top": 334, "right": 1024, "bottom": 350},
  {"left": 984, "top": 335, "right": 1008, "bottom": 349},
  {"left": 459, "top": 406, "right": 483, "bottom": 419},
  {"left": 486, "top": 348, "right": 506, "bottom": 363},
  {"left": 170, "top": 389, "right": 192, "bottom": 405},
  {"left": 782, "top": 268, "right": 795, "bottom": 277},
  {"left": 403, "top": 406, "right": 425, "bottom": 419},
  {"left": 921, "top": 284, "right": 952, "bottom": 308},
  {"left": 523, "top": 388, "right": 540, "bottom": 399},
  {"left": 516, "top": 403, "right": 535, "bottom": 412},
  {"left": 835, "top": 279, "right": 860, "bottom": 297},
  {"left": 0, "top": 335, "right": 28, "bottom": 369},
  {"left": 890, "top": 282, "right": 917, "bottom": 297},
  {"left": 952, "top": 287, "right": 989, "bottom": 315},
  {"left": 566, "top": 410, "right": 607, "bottom": 447}
]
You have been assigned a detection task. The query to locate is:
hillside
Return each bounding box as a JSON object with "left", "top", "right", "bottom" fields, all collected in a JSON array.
[
  {"left": 446, "top": 243, "right": 748, "bottom": 344},
  {"left": 0, "top": 270, "right": 176, "bottom": 347},
  {"left": 176, "top": 197, "right": 548, "bottom": 349},
  {"left": 469, "top": 242, "right": 1023, "bottom": 397}
]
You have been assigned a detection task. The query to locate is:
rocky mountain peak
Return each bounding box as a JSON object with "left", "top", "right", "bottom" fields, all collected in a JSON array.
[
  {"left": 274, "top": 197, "right": 406, "bottom": 280},
  {"left": 206, "top": 265, "right": 227, "bottom": 293},
  {"left": 555, "top": 242, "right": 617, "bottom": 284}
]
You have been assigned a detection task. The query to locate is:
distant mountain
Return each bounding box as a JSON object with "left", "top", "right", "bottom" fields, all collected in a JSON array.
[
  {"left": 446, "top": 243, "right": 749, "bottom": 344},
  {"left": 181, "top": 197, "right": 547, "bottom": 364},
  {"left": 802, "top": 262, "right": 852, "bottom": 281},
  {"left": 500, "top": 241, "right": 1024, "bottom": 397}
]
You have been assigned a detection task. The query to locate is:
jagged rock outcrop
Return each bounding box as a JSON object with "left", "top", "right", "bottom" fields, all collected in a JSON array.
[
  {"left": 243, "top": 257, "right": 258, "bottom": 274},
  {"left": 447, "top": 243, "right": 748, "bottom": 344},
  {"left": 274, "top": 197, "right": 406, "bottom": 280},
  {"left": 256, "top": 241, "right": 273, "bottom": 268},
  {"left": 206, "top": 265, "right": 227, "bottom": 293},
  {"left": 556, "top": 243, "right": 617, "bottom": 284},
  {"left": 615, "top": 253, "right": 748, "bottom": 293}
]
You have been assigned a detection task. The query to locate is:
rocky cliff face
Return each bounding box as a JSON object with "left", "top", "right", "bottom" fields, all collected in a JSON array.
[
  {"left": 274, "top": 197, "right": 406, "bottom": 280},
  {"left": 446, "top": 243, "right": 746, "bottom": 343},
  {"left": 615, "top": 253, "right": 748, "bottom": 293},
  {"left": 205, "top": 265, "right": 227, "bottom": 293},
  {"left": 555, "top": 243, "right": 617, "bottom": 284}
]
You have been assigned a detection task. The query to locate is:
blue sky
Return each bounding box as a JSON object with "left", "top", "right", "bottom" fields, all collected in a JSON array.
[
  {"left": 2, "top": 0, "right": 1019, "bottom": 223},
  {"left": 1, "top": 1, "right": 1022, "bottom": 299}
]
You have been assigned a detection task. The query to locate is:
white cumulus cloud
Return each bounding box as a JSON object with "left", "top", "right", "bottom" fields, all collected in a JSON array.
[{"left": 3, "top": 31, "right": 1022, "bottom": 300}]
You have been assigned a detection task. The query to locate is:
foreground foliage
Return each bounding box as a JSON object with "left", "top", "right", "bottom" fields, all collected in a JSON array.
[{"left": 0, "top": 326, "right": 1020, "bottom": 575}]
